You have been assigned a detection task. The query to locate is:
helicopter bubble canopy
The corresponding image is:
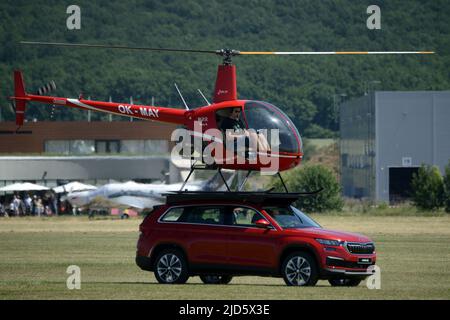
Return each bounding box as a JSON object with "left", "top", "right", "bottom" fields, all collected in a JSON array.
[{"left": 242, "top": 101, "right": 302, "bottom": 154}]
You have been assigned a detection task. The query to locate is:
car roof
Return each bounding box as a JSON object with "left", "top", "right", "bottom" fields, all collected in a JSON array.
[{"left": 163, "top": 191, "right": 304, "bottom": 206}]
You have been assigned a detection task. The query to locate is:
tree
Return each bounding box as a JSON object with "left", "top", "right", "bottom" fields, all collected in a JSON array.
[
  {"left": 411, "top": 164, "right": 444, "bottom": 211},
  {"left": 272, "top": 164, "right": 343, "bottom": 212},
  {"left": 1, "top": 0, "right": 449, "bottom": 132},
  {"left": 443, "top": 161, "right": 450, "bottom": 213}
]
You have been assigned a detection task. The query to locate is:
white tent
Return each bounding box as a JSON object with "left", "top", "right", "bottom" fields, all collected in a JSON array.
[
  {"left": 52, "top": 181, "right": 97, "bottom": 193},
  {"left": 0, "top": 182, "right": 49, "bottom": 192}
]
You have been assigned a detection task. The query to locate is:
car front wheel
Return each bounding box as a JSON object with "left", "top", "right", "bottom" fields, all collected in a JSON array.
[
  {"left": 281, "top": 252, "right": 318, "bottom": 286},
  {"left": 200, "top": 275, "right": 233, "bottom": 284},
  {"left": 154, "top": 249, "right": 189, "bottom": 284}
]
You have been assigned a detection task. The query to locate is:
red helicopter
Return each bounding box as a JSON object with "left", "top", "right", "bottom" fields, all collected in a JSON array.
[{"left": 10, "top": 42, "right": 433, "bottom": 190}]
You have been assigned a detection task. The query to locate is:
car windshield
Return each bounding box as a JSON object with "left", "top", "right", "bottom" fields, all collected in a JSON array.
[{"left": 263, "top": 206, "right": 321, "bottom": 229}]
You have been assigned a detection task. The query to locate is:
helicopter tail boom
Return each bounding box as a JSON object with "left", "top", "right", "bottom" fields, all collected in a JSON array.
[{"left": 10, "top": 71, "right": 187, "bottom": 126}]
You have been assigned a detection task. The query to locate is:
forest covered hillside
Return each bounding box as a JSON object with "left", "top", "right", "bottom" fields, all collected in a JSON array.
[{"left": 0, "top": 0, "right": 449, "bottom": 137}]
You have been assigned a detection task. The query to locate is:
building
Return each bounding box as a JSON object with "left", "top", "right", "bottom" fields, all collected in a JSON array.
[
  {"left": 340, "top": 91, "right": 450, "bottom": 203},
  {"left": 0, "top": 121, "right": 187, "bottom": 188}
]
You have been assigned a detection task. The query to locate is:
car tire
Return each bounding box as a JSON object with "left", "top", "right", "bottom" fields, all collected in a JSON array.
[
  {"left": 154, "top": 249, "right": 189, "bottom": 284},
  {"left": 281, "top": 252, "right": 318, "bottom": 286},
  {"left": 328, "top": 278, "right": 362, "bottom": 287},
  {"left": 200, "top": 275, "right": 233, "bottom": 284}
]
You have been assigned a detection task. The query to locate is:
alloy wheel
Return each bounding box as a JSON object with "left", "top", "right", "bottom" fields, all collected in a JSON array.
[
  {"left": 285, "top": 256, "right": 312, "bottom": 286},
  {"left": 156, "top": 253, "right": 183, "bottom": 283}
]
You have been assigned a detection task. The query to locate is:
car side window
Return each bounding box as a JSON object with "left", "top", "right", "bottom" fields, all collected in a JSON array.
[
  {"left": 185, "top": 207, "right": 224, "bottom": 225},
  {"left": 230, "top": 206, "right": 268, "bottom": 227},
  {"left": 160, "top": 207, "right": 184, "bottom": 222}
]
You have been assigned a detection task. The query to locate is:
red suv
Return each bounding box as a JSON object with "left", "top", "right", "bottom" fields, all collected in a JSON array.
[{"left": 136, "top": 192, "right": 376, "bottom": 286}]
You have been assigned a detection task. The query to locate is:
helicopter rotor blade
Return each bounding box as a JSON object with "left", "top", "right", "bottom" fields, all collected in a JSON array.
[
  {"left": 20, "top": 41, "right": 218, "bottom": 54},
  {"left": 238, "top": 51, "right": 435, "bottom": 55},
  {"left": 20, "top": 42, "right": 435, "bottom": 57}
]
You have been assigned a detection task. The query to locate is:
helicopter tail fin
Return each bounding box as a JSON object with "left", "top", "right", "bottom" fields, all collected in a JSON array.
[
  {"left": 213, "top": 65, "right": 237, "bottom": 103},
  {"left": 12, "top": 70, "right": 28, "bottom": 126}
]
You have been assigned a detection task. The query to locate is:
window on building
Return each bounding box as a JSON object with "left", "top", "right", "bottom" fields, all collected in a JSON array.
[
  {"left": 45, "top": 140, "right": 70, "bottom": 155},
  {"left": 144, "top": 140, "right": 168, "bottom": 153},
  {"left": 70, "top": 140, "right": 95, "bottom": 155},
  {"left": 121, "top": 140, "right": 168, "bottom": 154},
  {"left": 45, "top": 140, "right": 95, "bottom": 155},
  {"left": 121, "top": 140, "right": 145, "bottom": 154},
  {"left": 95, "top": 140, "right": 120, "bottom": 154},
  {"left": 45, "top": 139, "right": 167, "bottom": 155}
]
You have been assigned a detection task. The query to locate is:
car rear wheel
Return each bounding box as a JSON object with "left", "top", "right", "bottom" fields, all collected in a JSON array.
[
  {"left": 282, "top": 252, "right": 318, "bottom": 286},
  {"left": 200, "top": 275, "right": 233, "bottom": 284},
  {"left": 328, "top": 278, "right": 362, "bottom": 287},
  {"left": 154, "top": 249, "right": 189, "bottom": 284}
]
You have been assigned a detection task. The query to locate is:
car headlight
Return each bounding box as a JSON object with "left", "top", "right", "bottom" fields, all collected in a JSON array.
[{"left": 315, "top": 238, "right": 343, "bottom": 246}]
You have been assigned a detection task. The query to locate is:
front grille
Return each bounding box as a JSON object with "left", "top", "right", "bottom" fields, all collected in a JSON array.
[{"left": 346, "top": 242, "right": 375, "bottom": 254}]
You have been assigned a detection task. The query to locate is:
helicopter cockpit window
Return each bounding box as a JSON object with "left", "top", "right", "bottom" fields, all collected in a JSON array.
[
  {"left": 216, "top": 107, "right": 249, "bottom": 152},
  {"left": 216, "top": 107, "right": 272, "bottom": 153},
  {"left": 243, "top": 101, "right": 301, "bottom": 154},
  {"left": 216, "top": 108, "right": 245, "bottom": 133}
]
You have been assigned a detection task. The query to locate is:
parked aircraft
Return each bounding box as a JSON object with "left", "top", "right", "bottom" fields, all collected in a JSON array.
[{"left": 64, "top": 170, "right": 235, "bottom": 210}]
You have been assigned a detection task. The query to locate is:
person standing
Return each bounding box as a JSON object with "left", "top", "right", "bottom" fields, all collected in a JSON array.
[
  {"left": 32, "top": 195, "right": 38, "bottom": 216},
  {"left": 0, "top": 202, "right": 6, "bottom": 217},
  {"left": 18, "top": 196, "right": 26, "bottom": 216},
  {"left": 25, "top": 194, "right": 32, "bottom": 215},
  {"left": 8, "top": 201, "right": 14, "bottom": 216},
  {"left": 36, "top": 197, "right": 44, "bottom": 217},
  {"left": 13, "top": 195, "right": 20, "bottom": 216}
]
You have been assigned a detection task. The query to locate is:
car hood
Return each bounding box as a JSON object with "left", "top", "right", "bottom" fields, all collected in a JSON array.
[{"left": 285, "top": 227, "right": 373, "bottom": 243}]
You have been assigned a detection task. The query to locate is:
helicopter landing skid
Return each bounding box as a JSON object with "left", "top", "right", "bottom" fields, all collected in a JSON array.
[
  {"left": 179, "top": 163, "right": 231, "bottom": 192},
  {"left": 236, "top": 171, "right": 288, "bottom": 193},
  {"left": 179, "top": 163, "right": 293, "bottom": 194}
]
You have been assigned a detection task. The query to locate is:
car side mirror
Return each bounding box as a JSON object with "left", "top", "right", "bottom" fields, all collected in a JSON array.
[{"left": 255, "top": 219, "right": 272, "bottom": 229}]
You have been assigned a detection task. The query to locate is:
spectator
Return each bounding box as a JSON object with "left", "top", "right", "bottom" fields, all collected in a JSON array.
[
  {"left": 50, "top": 194, "right": 58, "bottom": 216},
  {"left": 13, "top": 195, "right": 21, "bottom": 216},
  {"left": 35, "top": 197, "right": 44, "bottom": 217},
  {"left": 32, "top": 195, "right": 38, "bottom": 216},
  {"left": 9, "top": 200, "right": 15, "bottom": 216},
  {"left": 0, "top": 202, "right": 6, "bottom": 217},
  {"left": 18, "top": 196, "right": 26, "bottom": 216},
  {"left": 45, "top": 205, "right": 52, "bottom": 216},
  {"left": 24, "top": 194, "right": 32, "bottom": 215}
]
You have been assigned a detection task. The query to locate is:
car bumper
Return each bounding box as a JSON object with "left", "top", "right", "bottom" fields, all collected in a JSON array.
[
  {"left": 136, "top": 255, "right": 153, "bottom": 271},
  {"left": 323, "top": 267, "right": 376, "bottom": 277},
  {"left": 320, "top": 254, "right": 377, "bottom": 278}
]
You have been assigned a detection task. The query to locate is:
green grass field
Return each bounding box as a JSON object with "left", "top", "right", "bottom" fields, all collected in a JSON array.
[{"left": 0, "top": 215, "right": 449, "bottom": 300}]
